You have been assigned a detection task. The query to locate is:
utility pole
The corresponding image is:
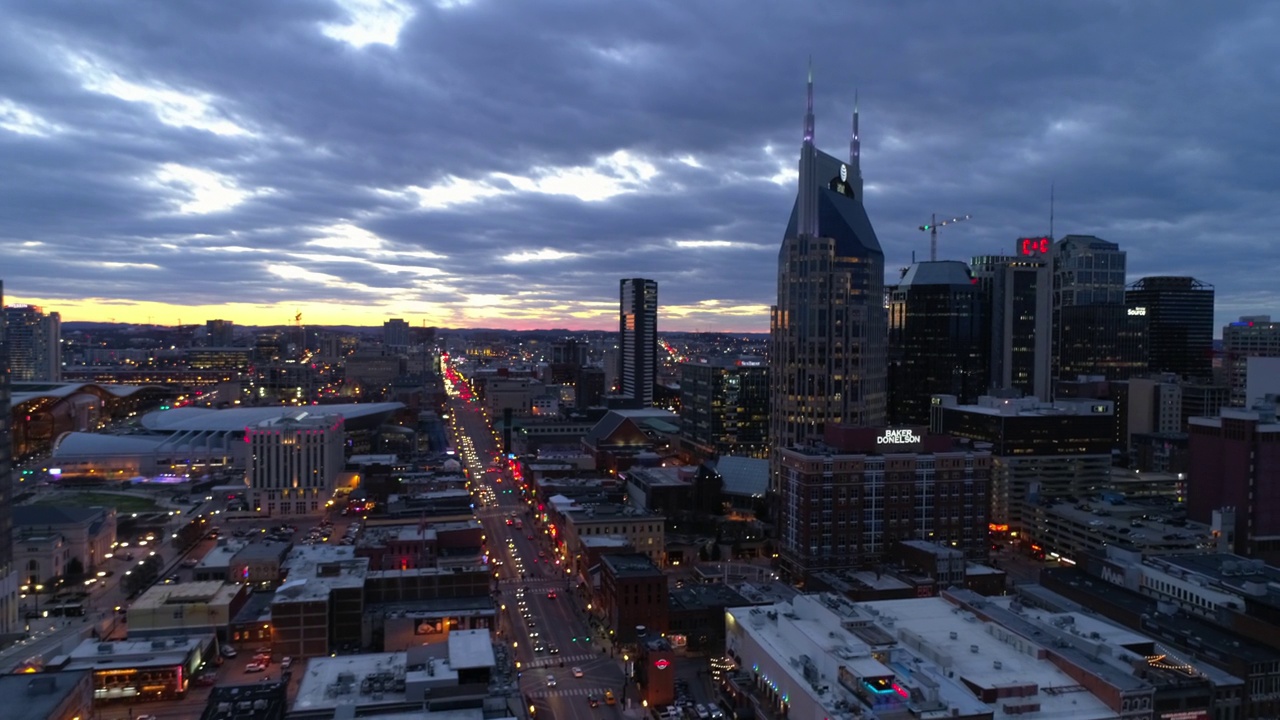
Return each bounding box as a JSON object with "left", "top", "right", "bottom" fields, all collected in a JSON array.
[{"left": 918, "top": 213, "right": 973, "bottom": 262}]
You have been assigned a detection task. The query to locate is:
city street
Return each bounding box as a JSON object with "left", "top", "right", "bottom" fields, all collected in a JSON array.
[{"left": 444, "top": 368, "right": 630, "bottom": 720}]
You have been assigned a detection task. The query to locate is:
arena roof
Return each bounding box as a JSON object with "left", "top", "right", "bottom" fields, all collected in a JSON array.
[
  {"left": 140, "top": 402, "right": 403, "bottom": 432},
  {"left": 12, "top": 381, "right": 166, "bottom": 406},
  {"left": 52, "top": 402, "right": 404, "bottom": 460}
]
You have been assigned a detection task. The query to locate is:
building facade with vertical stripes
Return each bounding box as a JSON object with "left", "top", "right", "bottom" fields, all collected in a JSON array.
[{"left": 247, "top": 413, "right": 345, "bottom": 517}]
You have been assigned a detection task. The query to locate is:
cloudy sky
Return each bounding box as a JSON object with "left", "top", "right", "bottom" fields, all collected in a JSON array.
[{"left": 3, "top": 1, "right": 1277, "bottom": 333}]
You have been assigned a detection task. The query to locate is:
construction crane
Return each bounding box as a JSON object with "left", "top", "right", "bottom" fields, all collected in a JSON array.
[{"left": 918, "top": 213, "right": 972, "bottom": 262}]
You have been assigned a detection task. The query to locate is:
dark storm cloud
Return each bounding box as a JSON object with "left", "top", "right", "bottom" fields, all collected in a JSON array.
[{"left": 1, "top": 0, "right": 1277, "bottom": 331}]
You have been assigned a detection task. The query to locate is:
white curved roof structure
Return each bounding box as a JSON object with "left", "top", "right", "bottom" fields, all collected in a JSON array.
[
  {"left": 139, "top": 402, "right": 403, "bottom": 432},
  {"left": 53, "top": 402, "right": 406, "bottom": 464}
]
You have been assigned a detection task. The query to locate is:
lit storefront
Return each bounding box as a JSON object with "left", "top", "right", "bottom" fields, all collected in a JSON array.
[{"left": 58, "top": 635, "right": 212, "bottom": 705}]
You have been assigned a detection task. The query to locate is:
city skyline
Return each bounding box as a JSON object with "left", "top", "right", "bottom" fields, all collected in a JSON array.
[{"left": 3, "top": 2, "right": 1277, "bottom": 333}]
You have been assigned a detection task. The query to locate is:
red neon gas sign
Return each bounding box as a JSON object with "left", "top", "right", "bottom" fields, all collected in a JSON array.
[{"left": 653, "top": 659, "right": 670, "bottom": 670}]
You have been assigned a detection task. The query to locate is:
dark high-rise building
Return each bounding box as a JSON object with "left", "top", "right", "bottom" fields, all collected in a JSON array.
[
  {"left": 576, "top": 366, "right": 606, "bottom": 409},
  {"left": 679, "top": 357, "right": 769, "bottom": 460},
  {"left": 1125, "top": 277, "right": 1215, "bottom": 380},
  {"left": 1057, "top": 304, "right": 1149, "bottom": 381},
  {"left": 972, "top": 246, "right": 1052, "bottom": 400},
  {"left": 383, "top": 318, "right": 410, "bottom": 351},
  {"left": 1223, "top": 316, "right": 1280, "bottom": 406},
  {"left": 2, "top": 304, "right": 60, "bottom": 381},
  {"left": 770, "top": 69, "right": 886, "bottom": 461},
  {"left": 1051, "top": 234, "right": 1127, "bottom": 380},
  {"left": 1053, "top": 234, "right": 1127, "bottom": 307},
  {"left": 887, "top": 261, "right": 986, "bottom": 425},
  {"left": 205, "top": 318, "right": 235, "bottom": 347},
  {"left": 0, "top": 280, "right": 16, "bottom": 634},
  {"left": 549, "top": 339, "right": 588, "bottom": 385},
  {"left": 619, "top": 278, "right": 658, "bottom": 406},
  {"left": 931, "top": 395, "right": 1114, "bottom": 543}
]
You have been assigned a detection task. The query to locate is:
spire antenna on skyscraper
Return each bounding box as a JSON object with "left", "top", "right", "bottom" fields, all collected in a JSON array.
[
  {"left": 850, "top": 89, "right": 863, "bottom": 199},
  {"left": 804, "top": 57, "right": 815, "bottom": 144},
  {"left": 797, "top": 60, "right": 820, "bottom": 237}
]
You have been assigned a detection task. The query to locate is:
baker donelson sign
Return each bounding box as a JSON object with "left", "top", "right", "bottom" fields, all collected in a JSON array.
[{"left": 876, "top": 428, "right": 922, "bottom": 445}]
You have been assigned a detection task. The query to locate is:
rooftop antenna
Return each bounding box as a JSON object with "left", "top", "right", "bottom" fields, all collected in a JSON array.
[{"left": 1049, "top": 182, "right": 1056, "bottom": 239}]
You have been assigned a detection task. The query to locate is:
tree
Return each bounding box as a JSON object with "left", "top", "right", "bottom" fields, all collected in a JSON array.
[
  {"left": 710, "top": 544, "right": 722, "bottom": 562},
  {"left": 64, "top": 557, "right": 85, "bottom": 581}
]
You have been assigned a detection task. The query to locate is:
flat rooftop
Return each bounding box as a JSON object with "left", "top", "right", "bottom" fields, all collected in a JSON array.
[
  {"left": 448, "top": 629, "right": 496, "bottom": 670},
  {"left": 131, "top": 581, "right": 241, "bottom": 609},
  {"left": 567, "top": 503, "right": 662, "bottom": 523},
  {"left": 601, "top": 553, "right": 663, "bottom": 577},
  {"left": 1040, "top": 501, "right": 1212, "bottom": 552},
  {"left": 728, "top": 593, "right": 1118, "bottom": 719},
  {"left": 230, "top": 540, "right": 290, "bottom": 562},
  {"left": 292, "top": 652, "right": 412, "bottom": 712},
  {"left": 669, "top": 584, "right": 754, "bottom": 612},
  {"left": 276, "top": 545, "right": 368, "bottom": 603},
  {"left": 198, "top": 541, "right": 247, "bottom": 570},
  {"left": 1043, "top": 566, "right": 1280, "bottom": 665},
  {"left": 1155, "top": 553, "right": 1280, "bottom": 610},
  {"left": 0, "top": 672, "right": 92, "bottom": 720},
  {"left": 65, "top": 635, "right": 210, "bottom": 672}
]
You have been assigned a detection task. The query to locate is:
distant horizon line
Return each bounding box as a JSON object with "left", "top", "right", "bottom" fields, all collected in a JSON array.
[{"left": 58, "top": 319, "right": 770, "bottom": 336}]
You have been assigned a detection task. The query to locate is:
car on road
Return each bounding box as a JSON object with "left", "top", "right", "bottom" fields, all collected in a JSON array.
[
  {"left": 281, "top": 656, "right": 293, "bottom": 669},
  {"left": 605, "top": 690, "right": 617, "bottom": 705},
  {"left": 136, "top": 715, "right": 158, "bottom": 720},
  {"left": 588, "top": 695, "right": 599, "bottom": 707},
  {"left": 220, "top": 646, "right": 238, "bottom": 658},
  {"left": 245, "top": 662, "right": 265, "bottom": 673},
  {"left": 546, "top": 590, "right": 557, "bottom": 599},
  {"left": 533, "top": 642, "right": 546, "bottom": 653},
  {"left": 548, "top": 645, "right": 559, "bottom": 655},
  {"left": 546, "top": 675, "right": 557, "bottom": 687},
  {"left": 572, "top": 667, "right": 584, "bottom": 678}
]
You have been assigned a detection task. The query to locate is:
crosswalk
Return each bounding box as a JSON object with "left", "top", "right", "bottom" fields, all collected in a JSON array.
[
  {"left": 529, "top": 686, "right": 611, "bottom": 700},
  {"left": 523, "top": 652, "right": 597, "bottom": 669},
  {"left": 499, "top": 578, "right": 561, "bottom": 587}
]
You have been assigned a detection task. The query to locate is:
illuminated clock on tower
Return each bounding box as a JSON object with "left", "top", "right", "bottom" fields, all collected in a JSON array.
[{"left": 1018, "top": 237, "right": 1052, "bottom": 256}]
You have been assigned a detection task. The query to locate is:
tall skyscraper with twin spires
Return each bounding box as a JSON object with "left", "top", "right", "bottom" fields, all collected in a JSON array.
[{"left": 769, "top": 68, "right": 887, "bottom": 457}]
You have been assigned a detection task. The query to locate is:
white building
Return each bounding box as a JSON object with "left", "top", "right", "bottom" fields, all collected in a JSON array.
[
  {"left": 247, "top": 412, "right": 346, "bottom": 516},
  {"left": 724, "top": 588, "right": 1239, "bottom": 720}
]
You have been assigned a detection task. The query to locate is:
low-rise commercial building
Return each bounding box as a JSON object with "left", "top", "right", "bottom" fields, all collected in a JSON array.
[
  {"left": 127, "top": 581, "right": 248, "bottom": 640},
  {"left": 199, "top": 681, "right": 287, "bottom": 720},
  {"left": 724, "top": 590, "right": 1241, "bottom": 720},
  {"left": 599, "top": 554, "right": 667, "bottom": 643},
  {"left": 291, "top": 634, "right": 498, "bottom": 716},
  {"left": 272, "top": 546, "right": 368, "bottom": 658},
  {"left": 557, "top": 501, "right": 665, "bottom": 568},
  {"left": 667, "top": 583, "right": 762, "bottom": 652},
  {"left": 14, "top": 505, "right": 116, "bottom": 578},
  {"left": 0, "top": 671, "right": 93, "bottom": 720},
  {"left": 229, "top": 541, "right": 290, "bottom": 588},
  {"left": 194, "top": 540, "right": 246, "bottom": 582},
  {"left": 59, "top": 635, "right": 213, "bottom": 706}
]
